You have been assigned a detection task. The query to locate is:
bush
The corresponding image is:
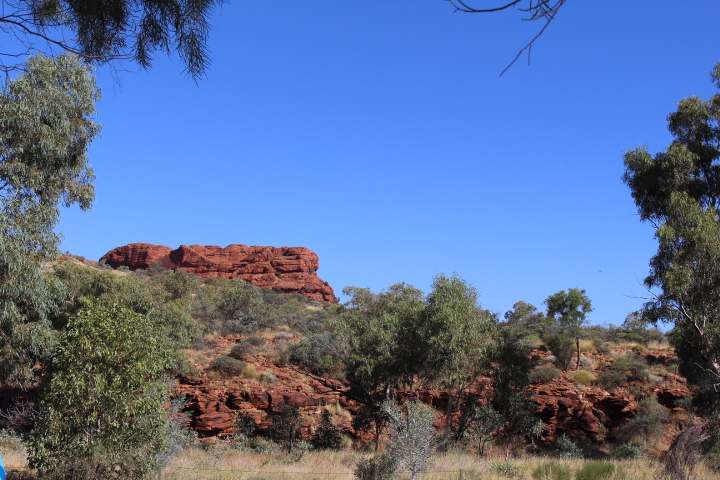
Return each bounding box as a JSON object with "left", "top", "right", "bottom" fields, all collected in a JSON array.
[
  {"left": 247, "top": 335, "right": 265, "bottom": 346},
  {"left": 268, "top": 404, "right": 305, "bottom": 453},
  {"left": 531, "top": 366, "right": 562, "bottom": 383},
  {"left": 311, "top": 410, "right": 342, "bottom": 450},
  {"left": 533, "top": 461, "right": 572, "bottom": 480},
  {"left": 290, "top": 333, "right": 337, "bottom": 376},
  {"left": 556, "top": 434, "right": 583, "bottom": 459},
  {"left": 209, "top": 356, "right": 246, "bottom": 376},
  {"left": 596, "top": 370, "right": 628, "bottom": 388},
  {"left": 354, "top": 453, "right": 398, "bottom": 480},
  {"left": 569, "top": 370, "right": 596, "bottom": 385},
  {"left": 575, "top": 461, "right": 615, "bottom": 480},
  {"left": 611, "top": 442, "right": 644, "bottom": 459},
  {"left": 616, "top": 396, "right": 670, "bottom": 446},
  {"left": 229, "top": 341, "right": 255, "bottom": 360},
  {"left": 632, "top": 344, "right": 647, "bottom": 354},
  {"left": 545, "top": 334, "right": 576, "bottom": 370},
  {"left": 597, "top": 346, "right": 611, "bottom": 355},
  {"left": 611, "top": 354, "right": 648, "bottom": 381}
]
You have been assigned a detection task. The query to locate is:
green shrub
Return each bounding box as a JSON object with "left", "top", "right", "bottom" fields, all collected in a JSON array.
[
  {"left": 311, "top": 409, "right": 343, "bottom": 450},
  {"left": 616, "top": 396, "right": 670, "bottom": 446},
  {"left": 545, "top": 334, "right": 576, "bottom": 370},
  {"left": 611, "top": 442, "right": 644, "bottom": 459},
  {"left": 229, "top": 341, "right": 255, "bottom": 360},
  {"left": 591, "top": 338, "right": 604, "bottom": 348},
  {"left": 597, "top": 346, "right": 611, "bottom": 355},
  {"left": 569, "top": 370, "right": 596, "bottom": 385},
  {"left": 290, "top": 333, "right": 336, "bottom": 376},
  {"left": 575, "top": 461, "right": 615, "bottom": 480},
  {"left": 209, "top": 355, "right": 246, "bottom": 376},
  {"left": 632, "top": 344, "right": 646, "bottom": 354},
  {"left": 556, "top": 434, "right": 583, "bottom": 459},
  {"left": 610, "top": 354, "right": 648, "bottom": 381},
  {"left": 354, "top": 453, "right": 398, "bottom": 480},
  {"left": 247, "top": 335, "right": 265, "bottom": 346},
  {"left": 533, "top": 461, "right": 572, "bottom": 480},
  {"left": 531, "top": 366, "right": 562, "bottom": 383},
  {"left": 596, "top": 370, "right": 628, "bottom": 388}
]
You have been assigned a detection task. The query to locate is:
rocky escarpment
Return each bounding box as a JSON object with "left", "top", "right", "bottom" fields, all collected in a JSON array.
[{"left": 100, "top": 243, "right": 336, "bottom": 303}]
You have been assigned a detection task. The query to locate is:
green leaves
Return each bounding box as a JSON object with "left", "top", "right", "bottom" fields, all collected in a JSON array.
[
  {"left": 623, "top": 62, "right": 720, "bottom": 407},
  {"left": 28, "top": 301, "right": 172, "bottom": 477},
  {"left": 0, "top": 53, "right": 99, "bottom": 385}
]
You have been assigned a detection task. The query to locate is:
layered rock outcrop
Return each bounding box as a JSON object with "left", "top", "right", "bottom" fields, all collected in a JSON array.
[{"left": 100, "top": 243, "right": 336, "bottom": 303}]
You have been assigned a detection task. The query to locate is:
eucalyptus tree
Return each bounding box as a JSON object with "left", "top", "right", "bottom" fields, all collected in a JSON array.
[
  {"left": 544, "top": 288, "right": 592, "bottom": 370},
  {"left": 0, "top": 53, "right": 100, "bottom": 384},
  {"left": 418, "top": 273, "right": 495, "bottom": 451},
  {"left": 0, "top": 0, "right": 221, "bottom": 78},
  {"left": 623, "top": 62, "right": 720, "bottom": 409}
]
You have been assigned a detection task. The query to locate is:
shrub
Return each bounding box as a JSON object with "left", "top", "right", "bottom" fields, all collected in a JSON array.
[
  {"left": 354, "top": 453, "right": 398, "bottom": 480},
  {"left": 545, "top": 334, "right": 576, "bottom": 370},
  {"left": 209, "top": 356, "right": 246, "bottom": 376},
  {"left": 616, "top": 396, "right": 671, "bottom": 446},
  {"left": 597, "top": 346, "right": 611, "bottom": 355},
  {"left": 556, "top": 434, "right": 583, "bottom": 458},
  {"left": 591, "top": 338, "right": 604, "bottom": 348},
  {"left": 611, "top": 442, "right": 644, "bottom": 459},
  {"left": 268, "top": 404, "right": 305, "bottom": 453},
  {"left": 575, "top": 461, "right": 615, "bottom": 480},
  {"left": 261, "top": 371, "right": 278, "bottom": 384},
  {"left": 533, "top": 461, "right": 572, "bottom": 480},
  {"left": 632, "top": 344, "right": 647, "bottom": 354},
  {"left": 569, "top": 370, "right": 596, "bottom": 385},
  {"left": 596, "top": 370, "right": 628, "bottom": 388},
  {"left": 290, "top": 333, "right": 336, "bottom": 376},
  {"left": 611, "top": 354, "right": 648, "bottom": 382},
  {"left": 229, "top": 341, "right": 255, "bottom": 360},
  {"left": 247, "top": 335, "right": 265, "bottom": 346},
  {"left": 311, "top": 409, "right": 343, "bottom": 450},
  {"left": 531, "top": 366, "right": 561, "bottom": 383}
]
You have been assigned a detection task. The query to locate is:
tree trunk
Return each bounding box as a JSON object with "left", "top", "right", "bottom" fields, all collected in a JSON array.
[{"left": 575, "top": 337, "right": 580, "bottom": 370}]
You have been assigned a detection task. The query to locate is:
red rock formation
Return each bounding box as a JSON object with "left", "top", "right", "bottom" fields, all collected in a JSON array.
[{"left": 100, "top": 243, "right": 336, "bottom": 302}]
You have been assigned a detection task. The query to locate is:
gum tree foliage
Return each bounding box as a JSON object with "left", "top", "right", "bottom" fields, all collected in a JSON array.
[
  {"left": 337, "top": 283, "right": 426, "bottom": 451},
  {"left": 544, "top": 288, "right": 592, "bottom": 371},
  {"left": 0, "top": 0, "right": 222, "bottom": 78},
  {"left": 419, "top": 273, "right": 494, "bottom": 451},
  {"left": 0, "top": 53, "right": 99, "bottom": 384},
  {"left": 28, "top": 301, "right": 173, "bottom": 478},
  {"left": 217, "top": 278, "right": 270, "bottom": 334},
  {"left": 622, "top": 62, "right": 720, "bottom": 410},
  {"left": 504, "top": 300, "right": 549, "bottom": 337}
]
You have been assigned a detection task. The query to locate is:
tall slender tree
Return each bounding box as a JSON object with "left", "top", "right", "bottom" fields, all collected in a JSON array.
[{"left": 544, "top": 288, "right": 592, "bottom": 370}]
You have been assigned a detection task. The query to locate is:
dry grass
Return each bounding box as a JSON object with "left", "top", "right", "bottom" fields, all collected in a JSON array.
[
  {"left": 6, "top": 447, "right": 720, "bottom": 480},
  {"left": 579, "top": 339, "right": 596, "bottom": 352},
  {"left": 156, "top": 450, "right": 686, "bottom": 480}
]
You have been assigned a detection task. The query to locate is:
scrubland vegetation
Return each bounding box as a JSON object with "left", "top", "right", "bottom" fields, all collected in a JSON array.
[{"left": 0, "top": 255, "right": 718, "bottom": 479}]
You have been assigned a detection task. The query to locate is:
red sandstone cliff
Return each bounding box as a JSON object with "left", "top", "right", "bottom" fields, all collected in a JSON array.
[{"left": 100, "top": 243, "right": 336, "bottom": 303}]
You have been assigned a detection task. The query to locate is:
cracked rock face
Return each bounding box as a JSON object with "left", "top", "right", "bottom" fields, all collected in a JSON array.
[{"left": 100, "top": 242, "right": 336, "bottom": 302}]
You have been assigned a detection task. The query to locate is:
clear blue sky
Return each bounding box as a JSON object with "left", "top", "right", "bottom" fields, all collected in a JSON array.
[{"left": 57, "top": 1, "right": 720, "bottom": 326}]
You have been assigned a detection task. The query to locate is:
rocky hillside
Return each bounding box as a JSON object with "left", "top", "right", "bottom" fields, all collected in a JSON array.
[
  {"left": 100, "top": 243, "right": 336, "bottom": 303},
  {"left": 175, "top": 334, "right": 692, "bottom": 450}
]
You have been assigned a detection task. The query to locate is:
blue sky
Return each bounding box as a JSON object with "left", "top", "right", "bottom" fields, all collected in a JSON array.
[{"left": 57, "top": 1, "right": 720, "bottom": 326}]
